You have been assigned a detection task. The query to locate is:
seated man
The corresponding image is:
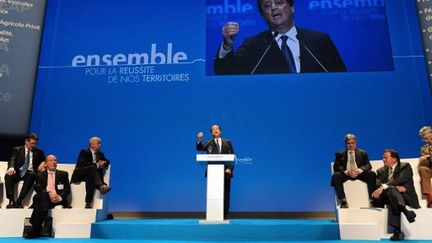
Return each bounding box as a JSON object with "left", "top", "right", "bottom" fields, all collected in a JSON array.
[
  {"left": 24, "top": 155, "right": 71, "bottom": 239},
  {"left": 5, "top": 133, "right": 46, "bottom": 208},
  {"left": 418, "top": 126, "right": 432, "bottom": 207},
  {"left": 331, "top": 134, "right": 376, "bottom": 208},
  {"left": 372, "top": 149, "right": 419, "bottom": 241},
  {"left": 71, "top": 136, "right": 111, "bottom": 208}
]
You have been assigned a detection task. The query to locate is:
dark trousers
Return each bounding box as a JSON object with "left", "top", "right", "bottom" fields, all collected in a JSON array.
[
  {"left": 4, "top": 171, "right": 36, "bottom": 201},
  {"left": 224, "top": 172, "right": 231, "bottom": 215},
  {"left": 331, "top": 170, "right": 377, "bottom": 200},
  {"left": 373, "top": 187, "right": 407, "bottom": 229},
  {"left": 73, "top": 167, "right": 104, "bottom": 203},
  {"left": 29, "top": 192, "right": 66, "bottom": 229}
]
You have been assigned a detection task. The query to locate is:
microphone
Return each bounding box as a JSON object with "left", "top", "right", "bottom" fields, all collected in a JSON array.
[
  {"left": 296, "top": 34, "right": 328, "bottom": 72},
  {"left": 202, "top": 139, "right": 213, "bottom": 153},
  {"left": 251, "top": 31, "right": 279, "bottom": 75}
]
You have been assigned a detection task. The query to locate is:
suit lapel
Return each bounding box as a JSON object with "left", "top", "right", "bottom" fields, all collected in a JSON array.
[
  {"left": 393, "top": 163, "right": 401, "bottom": 178},
  {"left": 257, "top": 31, "right": 288, "bottom": 72},
  {"left": 20, "top": 147, "right": 26, "bottom": 163}
]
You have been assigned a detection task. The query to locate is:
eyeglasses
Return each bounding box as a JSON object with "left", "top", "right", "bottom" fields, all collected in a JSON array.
[{"left": 261, "top": 0, "right": 287, "bottom": 11}]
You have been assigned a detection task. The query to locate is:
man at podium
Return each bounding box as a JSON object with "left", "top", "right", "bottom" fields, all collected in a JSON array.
[{"left": 196, "top": 124, "right": 235, "bottom": 218}]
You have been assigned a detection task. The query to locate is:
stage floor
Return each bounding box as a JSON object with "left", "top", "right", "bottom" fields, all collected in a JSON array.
[
  {"left": 0, "top": 219, "right": 429, "bottom": 242},
  {"left": 91, "top": 218, "right": 340, "bottom": 241}
]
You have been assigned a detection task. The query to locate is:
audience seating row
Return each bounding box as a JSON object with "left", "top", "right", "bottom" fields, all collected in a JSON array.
[
  {"left": 335, "top": 158, "right": 432, "bottom": 240},
  {"left": 0, "top": 161, "right": 109, "bottom": 238}
]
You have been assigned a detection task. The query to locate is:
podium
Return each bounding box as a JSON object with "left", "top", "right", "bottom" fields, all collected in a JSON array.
[{"left": 196, "top": 154, "right": 235, "bottom": 224}]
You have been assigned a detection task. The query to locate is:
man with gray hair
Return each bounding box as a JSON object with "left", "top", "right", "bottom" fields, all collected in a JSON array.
[
  {"left": 331, "top": 134, "right": 376, "bottom": 208},
  {"left": 418, "top": 126, "right": 432, "bottom": 207},
  {"left": 71, "top": 137, "right": 111, "bottom": 208}
]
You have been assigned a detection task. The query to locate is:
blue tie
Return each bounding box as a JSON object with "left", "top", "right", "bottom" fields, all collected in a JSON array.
[
  {"left": 280, "top": 35, "right": 296, "bottom": 73},
  {"left": 20, "top": 150, "right": 30, "bottom": 177}
]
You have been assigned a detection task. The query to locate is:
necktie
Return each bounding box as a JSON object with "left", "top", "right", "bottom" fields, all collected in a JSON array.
[
  {"left": 92, "top": 152, "right": 97, "bottom": 164},
  {"left": 348, "top": 151, "right": 356, "bottom": 171},
  {"left": 388, "top": 167, "right": 393, "bottom": 181},
  {"left": 20, "top": 150, "right": 30, "bottom": 177},
  {"left": 215, "top": 139, "right": 221, "bottom": 154},
  {"left": 47, "top": 171, "right": 55, "bottom": 193},
  {"left": 280, "top": 35, "right": 296, "bottom": 73}
]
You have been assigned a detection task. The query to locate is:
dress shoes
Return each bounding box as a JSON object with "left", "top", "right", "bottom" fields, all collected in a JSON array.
[
  {"left": 98, "top": 185, "right": 111, "bottom": 195},
  {"left": 428, "top": 202, "right": 432, "bottom": 208},
  {"left": 404, "top": 210, "right": 416, "bottom": 223},
  {"left": 15, "top": 199, "right": 23, "bottom": 208},
  {"left": 24, "top": 226, "right": 41, "bottom": 239},
  {"left": 390, "top": 230, "right": 405, "bottom": 241},
  {"left": 6, "top": 200, "right": 16, "bottom": 209},
  {"left": 340, "top": 201, "right": 349, "bottom": 209},
  {"left": 85, "top": 203, "right": 92, "bottom": 209}
]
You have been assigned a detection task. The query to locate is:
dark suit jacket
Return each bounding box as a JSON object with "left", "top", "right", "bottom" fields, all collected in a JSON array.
[
  {"left": 376, "top": 162, "right": 420, "bottom": 208},
  {"left": 34, "top": 169, "right": 71, "bottom": 201},
  {"left": 71, "top": 148, "right": 110, "bottom": 183},
  {"left": 214, "top": 28, "right": 346, "bottom": 75},
  {"left": 196, "top": 138, "right": 235, "bottom": 173},
  {"left": 8, "top": 146, "right": 46, "bottom": 172},
  {"left": 333, "top": 148, "right": 372, "bottom": 173}
]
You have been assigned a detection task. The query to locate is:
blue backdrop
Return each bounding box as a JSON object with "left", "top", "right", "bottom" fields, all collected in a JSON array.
[{"left": 30, "top": 0, "right": 432, "bottom": 212}]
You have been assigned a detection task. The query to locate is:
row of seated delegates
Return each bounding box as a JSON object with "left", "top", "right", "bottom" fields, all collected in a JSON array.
[
  {"left": 3, "top": 134, "right": 111, "bottom": 209},
  {"left": 331, "top": 134, "right": 419, "bottom": 241},
  {"left": 418, "top": 126, "right": 432, "bottom": 208}
]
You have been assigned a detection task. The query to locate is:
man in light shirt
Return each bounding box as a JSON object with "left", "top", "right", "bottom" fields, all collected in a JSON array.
[
  {"left": 5, "top": 133, "right": 46, "bottom": 208},
  {"left": 331, "top": 134, "right": 376, "bottom": 208},
  {"left": 372, "top": 149, "right": 419, "bottom": 241},
  {"left": 71, "top": 137, "right": 111, "bottom": 208},
  {"left": 24, "top": 155, "right": 71, "bottom": 239}
]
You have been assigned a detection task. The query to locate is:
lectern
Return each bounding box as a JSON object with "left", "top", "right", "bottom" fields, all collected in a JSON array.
[{"left": 196, "top": 154, "right": 235, "bottom": 224}]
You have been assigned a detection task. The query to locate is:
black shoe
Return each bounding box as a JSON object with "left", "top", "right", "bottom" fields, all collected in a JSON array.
[
  {"left": 390, "top": 230, "right": 405, "bottom": 241},
  {"left": 24, "top": 226, "right": 41, "bottom": 239},
  {"left": 340, "top": 201, "right": 349, "bottom": 209},
  {"left": 63, "top": 204, "right": 72, "bottom": 209},
  {"left": 6, "top": 200, "right": 16, "bottom": 209},
  {"left": 404, "top": 210, "right": 416, "bottom": 223},
  {"left": 85, "top": 203, "right": 92, "bottom": 209},
  {"left": 99, "top": 185, "right": 111, "bottom": 195},
  {"left": 15, "top": 199, "right": 23, "bottom": 208}
]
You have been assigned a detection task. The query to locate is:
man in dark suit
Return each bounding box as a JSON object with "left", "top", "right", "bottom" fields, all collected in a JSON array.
[
  {"left": 71, "top": 136, "right": 111, "bottom": 208},
  {"left": 24, "top": 155, "right": 71, "bottom": 239},
  {"left": 4, "top": 133, "right": 46, "bottom": 208},
  {"left": 372, "top": 149, "right": 419, "bottom": 241},
  {"left": 331, "top": 134, "right": 376, "bottom": 208},
  {"left": 214, "top": 0, "right": 346, "bottom": 75},
  {"left": 196, "top": 124, "right": 235, "bottom": 217}
]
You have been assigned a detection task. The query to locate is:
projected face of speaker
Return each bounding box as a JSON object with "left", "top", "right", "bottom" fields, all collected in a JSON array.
[{"left": 261, "top": 0, "right": 294, "bottom": 33}]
